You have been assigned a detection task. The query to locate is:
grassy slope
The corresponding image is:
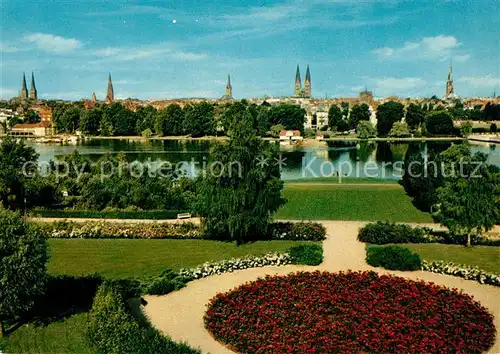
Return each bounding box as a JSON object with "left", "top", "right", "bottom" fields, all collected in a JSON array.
[
  {"left": 0, "top": 313, "right": 95, "bottom": 354},
  {"left": 276, "top": 184, "right": 432, "bottom": 222},
  {"left": 367, "top": 244, "right": 500, "bottom": 274},
  {"left": 48, "top": 239, "right": 313, "bottom": 279}
]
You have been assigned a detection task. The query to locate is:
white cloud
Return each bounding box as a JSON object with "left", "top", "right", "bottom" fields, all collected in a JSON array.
[
  {"left": 372, "top": 35, "right": 468, "bottom": 61},
  {"left": 367, "top": 77, "right": 427, "bottom": 96},
  {"left": 23, "top": 33, "right": 82, "bottom": 53},
  {"left": 456, "top": 75, "right": 500, "bottom": 88},
  {"left": 93, "top": 44, "right": 207, "bottom": 62}
]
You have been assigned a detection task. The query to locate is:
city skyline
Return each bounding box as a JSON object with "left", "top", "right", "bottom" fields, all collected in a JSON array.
[{"left": 1, "top": 0, "right": 499, "bottom": 100}]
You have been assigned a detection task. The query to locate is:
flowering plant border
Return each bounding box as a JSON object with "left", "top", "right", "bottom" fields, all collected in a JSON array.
[
  {"left": 421, "top": 260, "right": 500, "bottom": 287},
  {"left": 179, "top": 253, "right": 293, "bottom": 280}
]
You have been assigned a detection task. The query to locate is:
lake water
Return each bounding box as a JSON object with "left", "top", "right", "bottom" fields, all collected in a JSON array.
[{"left": 29, "top": 139, "right": 499, "bottom": 181}]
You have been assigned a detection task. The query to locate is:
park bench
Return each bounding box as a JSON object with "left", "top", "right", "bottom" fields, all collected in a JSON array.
[{"left": 177, "top": 213, "right": 192, "bottom": 219}]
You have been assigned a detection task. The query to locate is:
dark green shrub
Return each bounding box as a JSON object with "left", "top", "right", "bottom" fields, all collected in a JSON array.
[
  {"left": 366, "top": 246, "right": 422, "bottom": 271},
  {"left": 145, "top": 270, "right": 189, "bottom": 295},
  {"left": 288, "top": 244, "right": 323, "bottom": 265},
  {"left": 24, "top": 274, "right": 102, "bottom": 323},
  {"left": 425, "top": 111, "right": 455, "bottom": 136},
  {"left": 490, "top": 123, "right": 497, "bottom": 133},
  {"left": 357, "top": 221, "right": 428, "bottom": 244},
  {"left": 33, "top": 209, "right": 187, "bottom": 220},
  {"left": 87, "top": 281, "right": 199, "bottom": 354},
  {"left": 269, "top": 222, "right": 326, "bottom": 241}
]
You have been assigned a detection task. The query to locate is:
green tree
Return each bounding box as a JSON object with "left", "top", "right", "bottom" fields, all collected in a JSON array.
[
  {"left": 349, "top": 103, "right": 370, "bottom": 130},
  {"left": 356, "top": 121, "right": 377, "bottom": 139},
  {"left": 340, "top": 102, "right": 350, "bottom": 120},
  {"left": 435, "top": 166, "right": 499, "bottom": 246},
  {"left": 460, "top": 121, "right": 473, "bottom": 137},
  {"left": 270, "top": 124, "right": 285, "bottom": 137},
  {"left": 194, "top": 118, "right": 285, "bottom": 244},
  {"left": 0, "top": 208, "right": 49, "bottom": 337},
  {"left": 135, "top": 105, "right": 157, "bottom": 134},
  {"left": 256, "top": 106, "right": 270, "bottom": 136},
  {"left": 55, "top": 107, "right": 81, "bottom": 133},
  {"left": 425, "top": 111, "right": 455, "bottom": 136},
  {"left": 327, "top": 105, "right": 343, "bottom": 131},
  {"left": 268, "top": 104, "right": 306, "bottom": 133},
  {"left": 388, "top": 121, "right": 411, "bottom": 137},
  {"left": 405, "top": 103, "right": 425, "bottom": 130},
  {"left": 376, "top": 101, "right": 404, "bottom": 136},
  {"left": 183, "top": 102, "right": 215, "bottom": 137},
  {"left": 491, "top": 123, "right": 497, "bottom": 133},
  {"left": 79, "top": 107, "right": 102, "bottom": 135},
  {"left": 24, "top": 109, "right": 41, "bottom": 124},
  {"left": 0, "top": 136, "right": 39, "bottom": 210}
]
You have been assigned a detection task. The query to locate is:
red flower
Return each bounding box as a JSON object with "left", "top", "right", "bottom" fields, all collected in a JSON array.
[{"left": 204, "top": 271, "right": 495, "bottom": 353}]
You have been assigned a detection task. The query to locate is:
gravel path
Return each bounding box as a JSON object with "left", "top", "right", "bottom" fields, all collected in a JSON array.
[{"left": 143, "top": 221, "right": 500, "bottom": 353}]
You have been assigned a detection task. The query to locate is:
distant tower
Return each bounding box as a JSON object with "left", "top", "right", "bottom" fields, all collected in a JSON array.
[
  {"left": 304, "top": 65, "right": 311, "bottom": 98},
  {"left": 91, "top": 92, "right": 97, "bottom": 103},
  {"left": 29, "top": 72, "right": 38, "bottom": 100},
  {"left": 444, "top": 63, "right": 456, "bottom": 99},
  {"left": 20, "top": 72, "right": 28, "bottom": 100},
  {"left": 106, "top": 73, "right": 114, "bottom": 103},
  {"left": 225, "top": 74, "right": 233, "bottom": 98},
  {"left": 294, "top": 65, "right": 302, "bottom": 97}
]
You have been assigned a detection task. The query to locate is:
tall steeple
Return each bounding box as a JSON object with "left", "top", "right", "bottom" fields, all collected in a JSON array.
[
  {"left": 294, "top": 65, "right": 302, "bottom": 97},
  {"left": 304, "top": 65, "right": 311, "bottom": 98},
  {"left": 225, "top": 74, "right": 233, "bottom": 98},
  {"left": 106, "top": 73, "right": 114, "bottom": 103},
  {"left": 91, "top": 92, "right": 97, "bottom": 103},
  {"left": 29, "top": 71, "right": 38, "bottom": 100},
  {"left": 444, "top": 62, "right": 456, "bottom": 99},
  {"left": 20, "top": 72, "right": 28, "bottom": 100}
]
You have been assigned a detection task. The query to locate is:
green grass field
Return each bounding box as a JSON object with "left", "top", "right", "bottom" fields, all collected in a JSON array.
[
  {"left": 284, "top": 177, "right": 398, "bottom": 184},
  {"left": 368, "top": 244, "right": 500, "bottom": 274},
  {"left": 276, "top": 184, "right": 432, "bottom": 222},
  {"left": 48, "top": 239, "right": 313, "bottom": 279},
  {"left": 0, "top": 313, "right": 95, "bottom": 354}
]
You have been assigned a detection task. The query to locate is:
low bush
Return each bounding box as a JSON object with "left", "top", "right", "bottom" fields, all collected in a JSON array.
[
  {"left": 144, "top": 269, "right": 189, "bottom": 295},
  {"left": 269, "top": 222, "right": 326, "bottom": 241},
  {"left": 87, "top": 280, "right": 199, "bottom": 354},
  {"left": 358, "top": 221, "right": 429, "bottom": 244},
  {"left": 32, "top": 209, "right": 187, "bottom": 220},
  {"left": 366, "top": 246, "right": 422, "bottom": 271},
  {"left": 288, "top": 244, "right": 323, "bottom": 265},
  {"left": 35, "top": 221, "right": 201, "bottom": 239}
]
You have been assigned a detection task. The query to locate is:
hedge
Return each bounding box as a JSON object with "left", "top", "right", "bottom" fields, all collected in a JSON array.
[
  {"left": 269, "top": 222, "right": 326, "bottom": 241},
  {"left": 32, "top": 209, "right": 187, "bottom": 220},
  {"left": 34, "top": 220, "right": 326, "bottom": 242},
  {"left": 366, "top": 246, "right": 422, "bottom": 271},
  {"left": 358, "top": 221, "right": 430, "bottom": 244},
  {"left": 358, "top": 221, "right": 500, "bottom": 246},
  {"left": 288, "top": 244, "right": 324, "bottom": 266},
  {"left": 87, "top": 280, "right": 200, "bottom": 354}
]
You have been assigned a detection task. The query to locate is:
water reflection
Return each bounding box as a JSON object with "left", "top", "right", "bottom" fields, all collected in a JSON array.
[{"left": 28, "top": 139, "right": 500, "bottom": 181}]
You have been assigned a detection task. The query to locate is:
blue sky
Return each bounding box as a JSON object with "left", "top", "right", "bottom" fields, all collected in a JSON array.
[{"left": 1, "top": 0, "right": 499, "bottom": 100}]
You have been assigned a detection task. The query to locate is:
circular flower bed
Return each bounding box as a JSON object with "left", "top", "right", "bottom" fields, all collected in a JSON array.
[{"left": 205, "top": 271, "right": 496, "bottom": 353}]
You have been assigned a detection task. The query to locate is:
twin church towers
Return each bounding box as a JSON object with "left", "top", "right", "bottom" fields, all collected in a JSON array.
[
  {"left": 293, "top": 64, "right": 312, "bottom": 98},
  {"left": 19, "top": 72, "right": 37, "bottom": 100}
]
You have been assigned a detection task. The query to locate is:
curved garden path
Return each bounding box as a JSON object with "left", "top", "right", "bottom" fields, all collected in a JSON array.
[{"left": 143, "top": 221, "right": 500, "bottom": 354}]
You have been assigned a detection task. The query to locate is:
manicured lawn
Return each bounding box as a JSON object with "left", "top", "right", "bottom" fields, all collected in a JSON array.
[
  {"left": 401, "top": 244, "right": 500, "bottom": 274},
  {"left": 276, "top": 184, "right": 432, "bottom": 222},
  {"left": 0, "top": 313, "right": 95, "bottom": 354},
  {"left": 48, "top": 239, "right": 313, "bottom": 279},
  {"left": 285, "top": 177, "right": 398, "bottom": 184}
]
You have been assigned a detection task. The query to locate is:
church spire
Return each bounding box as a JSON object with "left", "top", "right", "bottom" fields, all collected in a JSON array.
[
  {"left": 223, "top": 73, "right": 233, "bottom": 100},
  {"left": 444, "top": 62, "right": 455, "bottom": 99},
  {"left": 20, "top": 72, "right": 28, "bottom": 100},
  {"left": 106, "top": 73, "right": 114, "bottom": 103},
  {"left": 304, "top": 65, "right": 311, "bottom": 98},
  {"left": 30, "top": 71, "right": 38, "bottom": 100},
  {"left": 294, "top": 65, "right": 302, "bottom": 96}
]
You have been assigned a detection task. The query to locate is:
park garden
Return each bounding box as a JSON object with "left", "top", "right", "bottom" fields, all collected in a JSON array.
[{"left": 0, "top": 103, "right": 499, "bottom": 353}]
